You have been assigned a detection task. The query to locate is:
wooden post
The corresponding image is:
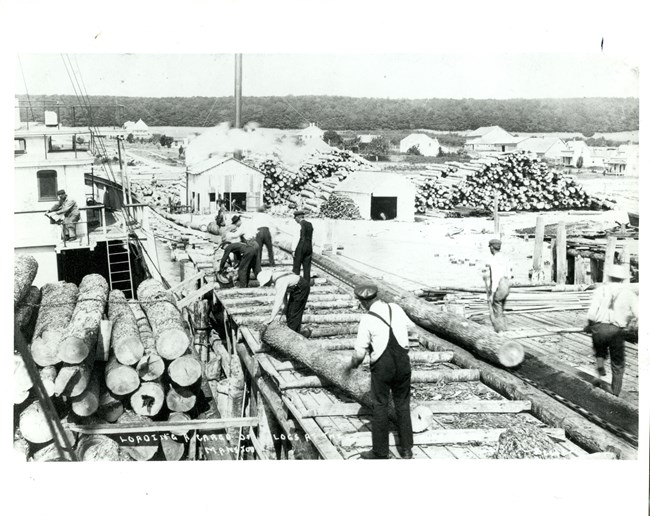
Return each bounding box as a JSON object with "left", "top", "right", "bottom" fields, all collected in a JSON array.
[
  {"left": 619, "top": 239, "right": 631, "bottom": 283},
  {"left": 603, "top": 235, "right": 617, "bottom": 281},
  {"left": 550, "top": 238, "right": 557, "bottom": 282},
  {"left": 556, "top": 221, "right": 567, "bottom": 285},
  {"left": 531, "top": 215, "right": 545, "bottom": 282},
  {"left": 493, "top": 193, "right": 500, "bottom": 235},
  {"left": 590, "top": 258, "right": 601, "bottom": 283},
  {"left": 573, "top": 255, "right": 588, "bottom": 285}
]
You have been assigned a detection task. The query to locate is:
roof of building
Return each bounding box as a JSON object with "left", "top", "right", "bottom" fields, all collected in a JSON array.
[
  {"left": 134, "top": 119, "right": 149, "bottom": 130},
  {"left": 188, "top": 156, "right": 263, "bottom": 176},
  {"left": 517, "top": 137, "right": 566, "bottom": 154},
  {"left": 400, "top": 133, "right": 440, "bottom": 146},
  {"left": 335, "top": 171, "right": 416, "bottom": 195},
  {"left": 466, "top": 126, "right": 511, "bottom": 138},
  {"left": 467, "top": 131, "right": 522, "bottom": 146}
]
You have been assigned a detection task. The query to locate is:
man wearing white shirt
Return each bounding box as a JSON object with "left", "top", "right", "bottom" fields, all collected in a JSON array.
[
  {"left": 219, "top": 215, "right": 260, "bottom": 287},
  {"left": 347, "top": 283, "right": 413, "bottom": 460},
  {"left": 482, "top": 238, "right": 512, "bottom": 332}
]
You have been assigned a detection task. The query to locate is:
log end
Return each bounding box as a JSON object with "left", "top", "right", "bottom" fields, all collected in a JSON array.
[
  {"left": 77, "top": 435, "right": 121, "bottom": 461},
  {"left": 136, "top": 354, "right": 165, "bottom": 381},
  {"left": 106, "top": 366, "right": 141, "bottom": 396},
  {"left": 156, "top": 330, "right": 190, "bottom": 360},
  {"left": 30, "top": 335, "right": 63, "bottom": 367},
  {"left": 58, "top": 335, "right": 90, "bottom": 365},
  {"left": 130, "top": 382, "right": 165, "bottom": 417},
  {"left": 114, "top": 337, "right": 146, "bottom": 366},
  {"left": 19, "top": 401, "right": 53, "bottom": 444},
  {"left": 498, "top": 340, "right": 525, "bottom": 368},
  {"left": 168, "top": 355, "right": 202, "bottom": 387}
]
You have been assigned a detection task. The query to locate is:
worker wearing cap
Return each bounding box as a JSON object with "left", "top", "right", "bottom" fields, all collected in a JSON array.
[
  {"left": 254, "top": 205, "right": 277, "bottom": 276},
  {"left": 348, "top": 284, "right": 413, "bottom": 460},
  {"left": 482, "top": 238, "right": 512, "bottom": 332},
  {"left": 585, "top": 264, "right": 638, "bottom": 396},
  {"left": 219, "top": 215, "right": 259, "bottom": 287},
  {"left": 259, "top": 270, "right": 311, "bottom": 336},
  {"left": 292, "top": 210, "right": 313, "bottom": 281},
  {"left": 46, "top": 189, "right": 80, "bottom": 242}
]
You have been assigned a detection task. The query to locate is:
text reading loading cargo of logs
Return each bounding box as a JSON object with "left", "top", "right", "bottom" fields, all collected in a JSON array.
[{"left": 111, "top": 432, "right": 313, "bottom": 445}]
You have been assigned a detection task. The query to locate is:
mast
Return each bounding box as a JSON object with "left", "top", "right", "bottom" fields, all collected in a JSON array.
[{"left": 233, "top": 54, "right": 243, "bottom": 161}]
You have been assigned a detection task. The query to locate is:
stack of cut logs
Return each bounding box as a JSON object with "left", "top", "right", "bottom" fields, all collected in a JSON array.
[
  {"left": 319, "top": 193, "right": 363, "bottom": 220},
  {"left": 414, "top": 152, "right": 597, "bottom": 213},
  {"left": 14, "top": 255, "right": 202, "bottom": 462},
  {"left": 130, "top": 179, "right": 184, "bottom": 207}
]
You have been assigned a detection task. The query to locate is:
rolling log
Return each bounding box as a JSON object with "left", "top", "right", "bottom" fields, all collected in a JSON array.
[
  {"left": 14, "top": 254, "right": 38, "bottom": 307},
  {"left": 116, "top": 411, "right": 159, "bottom": 461},
  {"left": 168, "top": 352, "right": 203, "bottom": 387},
  {"left": 77, "top": 435, "right": 120, "bottom": 461},
  {"left": 31, "top": 282, "right": 79, "bottom": 367},
  {"left": 59, "top": 274, "right": 109, "bottom": 365},
  {"left": 137, "top": 279, "right": 190, "bottom": 360},
  {"left": 39, "top": 366, "right": 58, "bottom": 397},
  {"left": 131, "top": 302, "right": 165, "bottom": 381},
  {"left": 71, "top": 373, "right": 100, "bottom": 417},
  {"left": 108, "top": 289, "right": 145, "bottom": 365},
  {"left": 98, "top": 391, "right": 124, "bottom": 423},
  {"left": 130, "top": 381, "right": 165, "bottom": 417},
  {"left": 15, "top": 286, "right": 41, "bottom": 338},
  {"left": 166, "top": 383, "right": 196, "bottom": 413},
  {"left": 105, "top": 354, "right": 140, "bottom": 396}
]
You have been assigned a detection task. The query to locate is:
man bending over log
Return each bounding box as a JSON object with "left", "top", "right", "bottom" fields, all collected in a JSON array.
[
  {"left": 220, "top": 215, "right": 260, "bottom": 287},
  {"left": 482, "top": 238, "right": 512, "bottom": 332},
  {"left": 259, "top": 270, "right": 311, "bottom": 337},
  {"left": 347, "top": 283, "right": 413, "bottom": 460}
]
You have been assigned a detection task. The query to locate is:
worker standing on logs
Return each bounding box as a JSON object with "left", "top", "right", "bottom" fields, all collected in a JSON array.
[
  {"left": 218, "top": 215, "right": 259, "bottom": 287},
  {"left": 292, "top": 210, "right": 313, "bottom": 281},
  {"left": 45, "top": 189, "right": 80, "bottom": 242},
  {"left": 585, "top": 264, "right": 638, "bottom": 396},
  {"left": 254, "top": 205, "right": 276, "bottom": 276},
  {"left": 259, "top": 269, "right": 312, "bottom": 337},
  {"left": 347, "top": 283, "right": 413, "bottom": 460},
  {"left": 482, "top": 238, "right": 512, "bottom": 332}
]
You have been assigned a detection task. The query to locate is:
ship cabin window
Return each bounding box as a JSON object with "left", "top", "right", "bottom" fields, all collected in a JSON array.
[
  {"left": 37, "top": 170, "right": 58, "bottom": 202},
  {"left": 14, "top": 138, "right": 26, "bottom": 155},
  {"left": 48, "top": 134, "right": 77, "bottom": 153}
]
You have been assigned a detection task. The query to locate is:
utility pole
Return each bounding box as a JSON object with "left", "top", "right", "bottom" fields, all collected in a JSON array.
[
  {"left": 116, "top": 135, "right": 127, "bottom": 205},
  {"left": 234, "top": 54, "right": 243, "bottom": 160}
]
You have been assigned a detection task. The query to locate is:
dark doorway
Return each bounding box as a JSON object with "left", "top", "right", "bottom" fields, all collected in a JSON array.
[
  {"left": 209, "top": 193, "right": 216, "bottom": 203},
  {"left": 370, "top": 196, "right": 397, "bottom": 220},
  {"left": 225, "top": 192, "right": 247, "bottom": 212}
]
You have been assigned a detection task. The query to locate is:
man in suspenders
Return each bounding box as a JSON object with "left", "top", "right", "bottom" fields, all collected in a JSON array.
[
  {"left": 348, "top": 283, "right": 413, "bottom": 459},
  {"left": 259, "top": 270, "right": 312, "bottom": 337}
]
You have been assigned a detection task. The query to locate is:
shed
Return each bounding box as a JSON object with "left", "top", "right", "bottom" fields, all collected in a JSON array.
[
  {"left": 334, "top": 172, "right": 415, "bottom": 222},
  {"left": 187, "top": 157, "right": 264, "bottom": 213},
  {"left": 399, "top": 134, "right": 441, "bottom": 156}
]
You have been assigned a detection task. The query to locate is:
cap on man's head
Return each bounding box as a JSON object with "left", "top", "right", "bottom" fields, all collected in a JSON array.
[
  {"left": 489, "top": 238, "right": 502, "bottom": 250},
  {"left": 294, "top": 210, "right": 305, "bottom": 218},
  {"left": 257, "top": 270, "right": 273, "bottom": 287},
  {"left": 231, "top": 215, "right": 241, "bottom": 224},
  {"left": 608, "top": 264, "right": 630, "bottom": 280},
  {"left": 57, "top": 189, "right": 66, "bottom": 196},
  {"left": 354, "top": 283, "right": 378, "bottom": 301}
]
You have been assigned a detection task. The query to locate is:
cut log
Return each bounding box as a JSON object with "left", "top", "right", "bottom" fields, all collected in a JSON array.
[
  {"left": 105, "top": 354, "right": 140, "bottom": 396},
  {"left": 98, "top": 391, "right": 124, "bottom": 423},
  {"left": 411, "top": 369, "right": 480, "bottom": 383},
  {"left": 306, "top": 324, "right": 360, "bottom": 338},
  {"left": 14, "top": 353, "right": 33, "bottom": 394},
  {"left": 54, "top": 360, "right": 92, "bottom": 397},
  {"left": 137, "top": 279, "right": 190, "bottom": 360},
  {"left": 135, "top": 353, "right": 165, "bottom": 382},
  {"left": 494, "top": 421, "right": 563, "bottom": 459},
  {"left": 333, "top": 428, "right": 508, "bottom": 448},
  {"left": 108, "top": 290, "right": 144, "bottom": 365},
  {"left": 14, "top": 254, "right": 38, "bottom": 307},
  {"left": 130, "top": 381, "right": 165, "bottom": 417},
  {"left": 166, "top": 383, "right": 197, "bottom": 413},
  {"left": 15, "top": 388, "right": 30, "bottom": 405},
  {"left": 15, "top": 286, "right": 41, "bottom": 337},
  {"left": 161, "top": 413, "right": 187, "bottom": 461},
  {"left": 38, "top": 366, "right": 56, "bottom": 398},
  {"left": 239, "top": 313, "right": 362, "bottom": 325},
  {"left": 71, "top": 373, "right": 100, "bottom": 417},
  {"left": 58, "top": 274, "right": 109, "bottom": 364},
  {"left": 168, "top": 352, "right": 203, "bottom": 387},
  {"left": 14, "top": 430, "right": 30, "bottom": 461},
  {"left": 31, "top": 282, "right": 79, "bottom": 367},
  {"left": 19, "top": 401, "right": 53, "bottom": 444},
  {"left": 77, "top": 435, "right": 121, "bottom": 461},
  {"left": 116, "top": 411, "right": 159, "bottom": 461},
  {"left": 96, "top": 320, "right": 113, "bottom": 361},
  {"left": 411, "top": 405, "right": 433, "bottom": 433}
]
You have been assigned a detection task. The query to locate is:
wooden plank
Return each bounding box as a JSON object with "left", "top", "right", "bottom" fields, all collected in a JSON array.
[
  {"left": 556, "top": 221, "right": 567, "bottom": 285},
  {"left": 169, "top": 270, "right": 206, "bottom": 293},
  {"left": 69, "top": 417, "right": 259, "bottom": 435},
  {"left": 445, "top": 446, "right": 479, "bottom": 459},
  {"left": 417, "top": 400, "right": 532, "bottom": 414},
  {"left": 531, "top": 215, "right": 546, "bottom": 275},
  {"left": 177, "top": 281, "right": 216, "bottom": 309},
  {"left": 304, "top": 402, "right": 370, "bottom": 418},
  {"left": 603, "top": 235, "right": 617, "bottom": 281}
]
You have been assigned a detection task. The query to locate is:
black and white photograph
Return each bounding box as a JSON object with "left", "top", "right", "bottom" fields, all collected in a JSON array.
[{"left": 2, "top": 1, "right": 647, "bottom": 515}]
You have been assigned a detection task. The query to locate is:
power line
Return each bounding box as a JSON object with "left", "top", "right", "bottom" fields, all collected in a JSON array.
[{"left": 17, "top": 55, "right": 35, "bottom": 122}]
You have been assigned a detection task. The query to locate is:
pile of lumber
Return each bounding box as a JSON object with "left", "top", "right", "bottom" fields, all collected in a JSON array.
[
  {"left": 130, "top": 178, "right": 184, "bottom": 208},
  {"left": 319, "top": 193, "right": 362, "bottom": 220},
  {"left": 14, "top": 264, "right": 203, "bottom": 462},
  {"left": 414, "top": 153, "right": 598, "bottom": 213}
]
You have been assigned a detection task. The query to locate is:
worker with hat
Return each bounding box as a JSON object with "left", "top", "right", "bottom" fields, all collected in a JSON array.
[
  {"left": 292, "top": 210, "right": 313, "bottom": 281},
  {"left": 348, "top": 283, "right": 413, "bottom": 459},
  {"left": 254, "top": 205, "right": 277, "bottom": 276},
  {"left": 217, "top": 215, "right": 259, "bottom": 287},
  {"left": 45, "top": 189, "right": 80, "bottom": 242},
  {"left": 585, "top": 264, "right": 638, "bottom": 396},
  {"left": 260, "top": 269, "right": 312, "bottom": 337},
  {"left": 482, "top": 238, "right": 513, "bottom": 332}
]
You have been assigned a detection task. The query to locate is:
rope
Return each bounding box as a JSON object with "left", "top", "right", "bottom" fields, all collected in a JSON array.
[{"left": 17, "top": 55, "right": 36, "bottom": 122}]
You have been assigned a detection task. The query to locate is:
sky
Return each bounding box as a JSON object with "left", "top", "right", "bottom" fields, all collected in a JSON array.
[{"left": 15, "top": 53, "right": 639, "bottom": 100}]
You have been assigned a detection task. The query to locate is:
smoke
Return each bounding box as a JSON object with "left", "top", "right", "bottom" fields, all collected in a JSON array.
[{"left": 185, "top": 122, "right": 334, "bottom": 170}]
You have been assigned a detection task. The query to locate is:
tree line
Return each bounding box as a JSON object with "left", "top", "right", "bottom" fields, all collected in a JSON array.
[{"left": 17, "top": 94, "right": 638, "bottom": 136}]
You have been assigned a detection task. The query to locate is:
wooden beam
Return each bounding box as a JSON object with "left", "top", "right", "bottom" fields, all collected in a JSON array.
[
  {"left": 177, "top": 281, "right": 216, "bottom": 309},
  {"left": 169, "top": 270, "right": 205, "bottom": 293},
  {"left": 283, "top": 396, "right": 342, "bottom": 460},
  {"left": 556, "top": 221, "right": 567, "bottom": 285},
  {"left": 418, "top": 400, "right": 532, "bottom": 414},
  {"left": 531, "top": 215, "right": 545, "bottom": 275},
  {"left": 68, "top": 417, "right": 259, "bottom": 435},
  {"left": 603, "top": 235, "right": 617, "bottom": 281},
  {"left": 573, "top": 255, "right": 588, "bottom": 285}
]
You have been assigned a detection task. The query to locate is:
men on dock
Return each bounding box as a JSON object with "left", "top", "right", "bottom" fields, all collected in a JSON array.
[
  {"left": 254, "top": 205, "right": 276, "bottom": 276},
  {"left": 482, "top": 238, "right": 512, "bottom": 332},
  {"left": 585, "top": 264, "right": 638, "bottom": 396},
  {"left": 45, "top": 189, "right": 80, "bottom": 242},
  {"left": 259, "top": 270, "right": 311, "bottom": 337},
  {"left": 218, "top": 215, "right": 259, "bottom": 287},
  {"left": 348, "top": 283, "right": 413, "bottom": 460},
  {"left": 292, "top": 210, "right": 313, "bottom": 281}
]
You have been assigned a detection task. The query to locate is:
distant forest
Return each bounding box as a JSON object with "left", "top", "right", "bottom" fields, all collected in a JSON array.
[{"left": 17, "top": 95, "right": 639, "bottom": 136}]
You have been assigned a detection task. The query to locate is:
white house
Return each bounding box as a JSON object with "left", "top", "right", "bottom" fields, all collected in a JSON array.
[
  {"left": 123, "top": 119, "right": 152, "bottom": 140},
  {"left": 464, "top": 126, "right": 522, "bottom": 155},
  {"left": 187, "top": 157, "right": 264, "bottom": 213},
  {"left": 334, "top": 172, "right": 416, "bottom": 222},
  {"left": 516, "top": 137, "right": 567, "bottom": 162},
  {"left": 299, "top": 123, "right": 324, "bottom": 141},
  {"left": 560, "top": 140, "right": 593, "bottom": 168},
  {"left": 399, "top": 134, "right": 441, "bottom": 156},
  {"left": 358, "top": 134, "right": 380, "bottom": 144}
]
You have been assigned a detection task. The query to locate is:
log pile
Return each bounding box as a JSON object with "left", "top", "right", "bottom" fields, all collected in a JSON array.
[
  {"left": 414, "top": 153, "right": 598, "bottom": 214},
  {"left": 130, "top": 178, "right": 184, "bottom": 208},
  {"left": 319, "top": 193, "right": 362, "bottom": 220}
]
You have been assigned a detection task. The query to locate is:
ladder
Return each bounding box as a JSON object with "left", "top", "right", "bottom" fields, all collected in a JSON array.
[{"left": 107, "top": 239, "right": 134, "bottom": 298}]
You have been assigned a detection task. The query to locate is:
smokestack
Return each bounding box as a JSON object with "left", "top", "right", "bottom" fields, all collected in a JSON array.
[{"left": 234, "top": 54, "right": 243, "bottom": 160}]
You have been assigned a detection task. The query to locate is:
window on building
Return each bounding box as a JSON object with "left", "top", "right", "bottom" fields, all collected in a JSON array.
[
  {"left": 37, "top": 170, "right": 58, "bottom": 202},
  {"left": 14, "top": 139, "right": 26, "bottom": 155}
]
